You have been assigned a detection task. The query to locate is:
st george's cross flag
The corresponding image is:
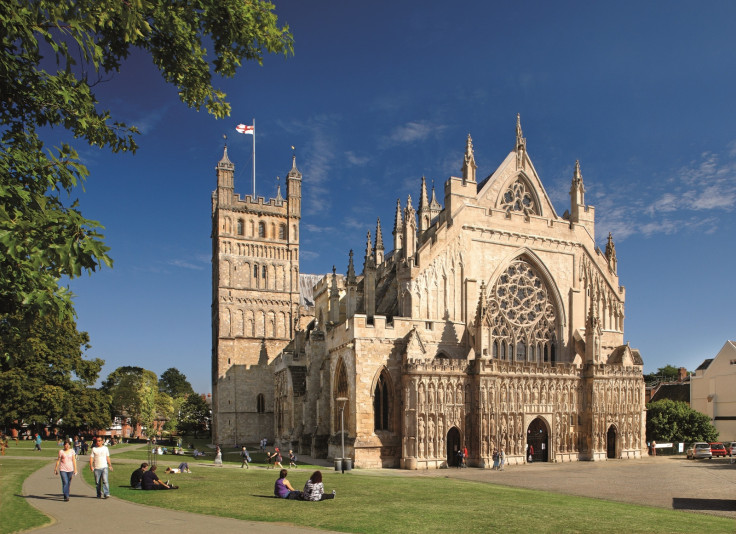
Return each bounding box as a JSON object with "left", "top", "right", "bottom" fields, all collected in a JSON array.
[{"left": 236, "top": 123, "right": 254, "bottom": 134}]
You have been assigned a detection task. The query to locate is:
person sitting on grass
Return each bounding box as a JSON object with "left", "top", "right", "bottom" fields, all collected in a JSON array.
[
  {"left": 142, "top": 465, "right": 178, "bottom": 490},
  {"left": 302, "top": 470, "right": 336, "bottom": 501},
  {"left": 192, "top": 449, "right": 205, "bottom": 458},
  {"left": 130, "top": 462, "right": 148, "bottom": 489},
  {"left": 274, "top": 469, "right": 302, "bottom": 500},
  {"left": 165, "top": 462, "right": 191, "bottom": 474}
]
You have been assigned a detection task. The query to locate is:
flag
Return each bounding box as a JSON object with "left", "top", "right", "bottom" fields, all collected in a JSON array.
[{"left": 236, "top": 124, "right": 254, "bottom": 135}]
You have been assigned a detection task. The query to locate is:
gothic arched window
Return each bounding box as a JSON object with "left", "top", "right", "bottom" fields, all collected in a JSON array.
[
  {"left": 256, "top": 393, "right": 265, "bottom": 413},
  {"left": 484, "top": 257, "right": 557, "bottom": 364},
  {"left": 279, "top": 224, "right": 287, "bottom": 240},
  {"left": 373, "top": 370, "right": 391, "bottom": 432},
  {"left": 237, "top": 219, "right": 244, "bottom": 235},
  {"left": 258, "top": 221, "right": 266, "bottom": 238},
  {"left": 500, "top": 177, "right": 538, "bottom": 216},
  {"left": 333, "top": 359, "right": 349, "bottom": 433}
]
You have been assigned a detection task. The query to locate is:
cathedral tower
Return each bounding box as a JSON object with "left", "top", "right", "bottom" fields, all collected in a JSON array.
[{"left": 211, "top": 145, "right": 302, "bottom": 445}]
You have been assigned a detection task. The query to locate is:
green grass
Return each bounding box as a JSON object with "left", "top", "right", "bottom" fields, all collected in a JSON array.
[
  {"left": 82, "top": 465, "right": 736, "bottom": 533},
  {"left": 1, "top": 439, "right": 66, "bottom": 458},
  {"left": 0, "top": 460, "right": 51, "bottom": 534}
]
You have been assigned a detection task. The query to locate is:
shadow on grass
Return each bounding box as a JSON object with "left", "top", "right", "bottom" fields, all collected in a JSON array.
[{"left": 672, "top": 498, "right": 736, "bottom": 512}]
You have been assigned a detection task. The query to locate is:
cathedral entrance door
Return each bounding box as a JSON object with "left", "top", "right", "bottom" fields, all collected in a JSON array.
[
  {"left": 607, "top": 426, "right": 617, "bottom": 459},
  {"left": 446, "top": 427, "right": 461, "bottom": 467},
  {"left": 526, "top": 417, "right": 549, "bottom": 462}
]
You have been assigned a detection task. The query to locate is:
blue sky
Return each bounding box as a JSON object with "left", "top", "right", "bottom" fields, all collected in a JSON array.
[{"left": 64, "top": 1, "right": 736, "bottom": 394}]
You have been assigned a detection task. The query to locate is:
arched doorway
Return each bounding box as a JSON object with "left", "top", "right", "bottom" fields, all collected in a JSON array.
[
  {"left": 607, "top": 425, "right": 617, "bottom": 459},
  {"left": 446, "top": 427, "right": 461, "bottom": 467},
  {"left": 526, "top": 417, "right": 549, "bottom": 462}
]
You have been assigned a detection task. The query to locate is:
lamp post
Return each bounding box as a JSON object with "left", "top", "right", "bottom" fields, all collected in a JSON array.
[{"left": 336, "top": 397, "right": 348, "bottom": 473}]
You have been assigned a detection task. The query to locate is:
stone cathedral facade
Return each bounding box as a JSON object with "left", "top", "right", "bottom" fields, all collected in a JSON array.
[{"left": 212, "top": 117, "right": 646, "bottom": 468}]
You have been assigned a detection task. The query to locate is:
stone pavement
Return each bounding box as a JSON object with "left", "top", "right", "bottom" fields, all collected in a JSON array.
[{"left": 364, "top": 454, "right": 736, "bottom": 520}]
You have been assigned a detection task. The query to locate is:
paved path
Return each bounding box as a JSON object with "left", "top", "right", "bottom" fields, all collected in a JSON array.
[
  {"left": 20, "top": 452, "right": 736, "bottom": 533},
  {"left": 20, "top": 444, "right": 338, "bottom": 534}
]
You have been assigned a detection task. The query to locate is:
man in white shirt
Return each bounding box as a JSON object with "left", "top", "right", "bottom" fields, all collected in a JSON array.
[{"left": 89, "top": 436, "right": 113, "bottom": 498}]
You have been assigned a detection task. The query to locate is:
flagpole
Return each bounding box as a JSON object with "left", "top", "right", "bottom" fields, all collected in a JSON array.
[{"left": 252, "top": 118, "right": 256, "bottom": 198}]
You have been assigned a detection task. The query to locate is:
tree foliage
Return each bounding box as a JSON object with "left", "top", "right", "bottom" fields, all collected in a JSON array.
[
  {"left": 0, "top": 0, "right": 293, "bottom": 318},
  {"left": 0, "top": 309, "right": 110, "bottom": 432},
  {"left": 644, "top": 365, "right": 684, "bottom": 386},
  {"left": 177, "top": 393, "right": 210, "bottom": 438},
  {"left": 158, "top": 367, "right": 194, "bottom": 398},
  {"left": 103, "top": 366, "right": 158, "bottom": 435},
  {"left": 646, "top": 399, "right": 718, "bottom": 443}
]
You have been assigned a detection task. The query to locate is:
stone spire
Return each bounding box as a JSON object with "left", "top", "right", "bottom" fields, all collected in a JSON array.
[
  {"left": 418, "top": 176, "right": 431, "bottom": 235},
  {"left": 286, "top": 154, "right": 302, "bottom": 218},
  {"left": 346, "top": 250, "right": 357, "bottom": 318},
  {"left": 363, "top": 232, "right": 376, "bottom": 320},
  {"left": 605, "top": 232, "right": 617, "bottom": 274},
  {"left": 429, "top": 181, "right": 442, "bottom": 223},
  {"left": 329, "top": 265, "right": 339, "bottom": 323},
  {"left": 374, "top": 218, "right": 384, "bottom": 265},
  {"left": 364, "top": 231, "right": 375, "bottom": 270},
  {"left": 461, "top": 134, "right": 477, "bottom": 183},
  {"left": 275, "top": 177, "right": 284, "bottom": 204},
  {"left": 403, "top": 194, "right": 417, "bottom": 265},
  {"left": 393, "top": 198, "right": 403, "bottom": 253},
  {"left": 569, "top": 160, "right": 586, "bottom": 223},
  {"left": 515, "top": 114, "right": 526, "bottom": 170}
]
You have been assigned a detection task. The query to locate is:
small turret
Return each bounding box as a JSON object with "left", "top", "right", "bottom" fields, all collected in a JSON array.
[
  {"left": 286, "top": 154, "right": 302, "bottom": 219},
  {"left": 515, "top": 113, "right": 526, "bottom": 170},
  {"left": 329, "top": 266, "right": 339, "bottom": 324},
  {"left": 605, "top": 232, "right": 617, "bottom": 274},
  {"left": 216, "top": 144, "right": 235, "bottom": 208},
  {"left": 374, "top": 218, "right": 384, "bottom": 265},
  {"left": 346, "top": 250, "right": 357, "bottom": 318},
  {"left": 461, "top": 134, "right": 477, "bottom": 184},
  {"left": 393, "top": 198, "right": 403, "bottom": 253},
  {"left": 402, "top": 195, "right": 417, "bottom": 266},
  {"left": 418, "top": 176, "right": 431, "bottom": 235},
  {"left": 363, "top": 231, "right": 376, "bottom": 320}
]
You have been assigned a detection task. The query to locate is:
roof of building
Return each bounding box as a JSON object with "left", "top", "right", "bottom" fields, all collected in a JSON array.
[{"left": 650, "top": 382, "right": 690, "bottom": 404}]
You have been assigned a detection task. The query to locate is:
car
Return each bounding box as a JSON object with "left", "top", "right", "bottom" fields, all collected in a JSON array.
[
  {"left": 710, "top": 442, "right": 727, "bottom": 457},
  {"left": 687, "top": 442, "right": 712, "bottom": 459},
  {"left": 728, "top": 442, "right": 736, "bottom": 457}
]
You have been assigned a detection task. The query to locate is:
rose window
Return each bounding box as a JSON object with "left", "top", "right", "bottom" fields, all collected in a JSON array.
[{"left": 484, "top": 258, "right": 557, "bottom": 363}]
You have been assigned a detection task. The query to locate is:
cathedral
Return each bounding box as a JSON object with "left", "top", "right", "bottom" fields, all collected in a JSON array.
[{"left": 211, "top": 116, "right": 646, "bottom": 468}]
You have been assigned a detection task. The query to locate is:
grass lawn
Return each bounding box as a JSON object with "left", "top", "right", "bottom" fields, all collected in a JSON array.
[
  {"left": 0, "top": 460, "right": 51, "bottom": 534},
  {"left": 82, "top": 464, "right": 736, "bottom": 533},
  {"left": 2, "top": 438, "right": 66, "bottom": 459}
]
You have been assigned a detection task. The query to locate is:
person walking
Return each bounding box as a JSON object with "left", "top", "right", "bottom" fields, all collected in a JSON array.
[
  {"left": 240, "top": 446, "right": 251, "bottom": 469},
  {"left": 34, "top": 433, "right": 42, "bottom": 451},
  {"left": 54, "top": 441, "right": 78, "bottom": 501},
  {"left": 499, "top": 448, "right": 506, "bottom": 471},
  {"left": 273, "top": 447, "right": 283, "bottom": 469},
  {"left": 492, "top": 449, "right": 499, "bottom": 470},
  {"left": 214, "top": 445, "right": 223, "bottom": 466},
  {"left": 89, "top": 436, "right": 113, "bottom": 498},
  {"left": 288, "top": 449, "right": 297, "bottom": 468}
]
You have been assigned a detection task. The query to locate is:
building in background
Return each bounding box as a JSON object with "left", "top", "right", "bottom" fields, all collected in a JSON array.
[
  {"left": 690, "top": 341, "right": 736, "bottom": 441},
  {"left": 212, "top": 117, "right": 647, "bottom": 467}
]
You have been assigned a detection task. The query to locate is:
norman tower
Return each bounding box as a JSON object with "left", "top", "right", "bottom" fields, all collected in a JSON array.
[{"left": 211, "top": 146, "right": 302, "bottom": 445}]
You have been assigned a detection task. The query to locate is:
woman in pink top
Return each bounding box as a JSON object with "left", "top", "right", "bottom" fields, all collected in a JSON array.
[{"left": 53, "top": 441, "right": 77, "bottom": 501}]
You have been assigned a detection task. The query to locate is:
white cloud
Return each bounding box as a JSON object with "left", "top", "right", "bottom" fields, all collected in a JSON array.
[
  {"left": 388, "top": 121, "right": 444, "bottom": 144},
  {"left": 594, "top": 144, "right": 736, "bottom": 242}
]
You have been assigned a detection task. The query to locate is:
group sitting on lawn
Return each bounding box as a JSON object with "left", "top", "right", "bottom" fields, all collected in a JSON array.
[{"left": 274, "top": 469, "right": 335, "bottom": 501}]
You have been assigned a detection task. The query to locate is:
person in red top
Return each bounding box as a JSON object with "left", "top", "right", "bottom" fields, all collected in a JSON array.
[{"left": 463, "top": 446, "right": 468, "bottom": 467}]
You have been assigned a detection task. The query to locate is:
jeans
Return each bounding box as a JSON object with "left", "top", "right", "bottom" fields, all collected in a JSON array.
[
  {"left": 93, "top": 467, "right": 109, "bottom": 497},
  {"left": 59, "top": 471, "right": 73, "bottom": 499}
]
